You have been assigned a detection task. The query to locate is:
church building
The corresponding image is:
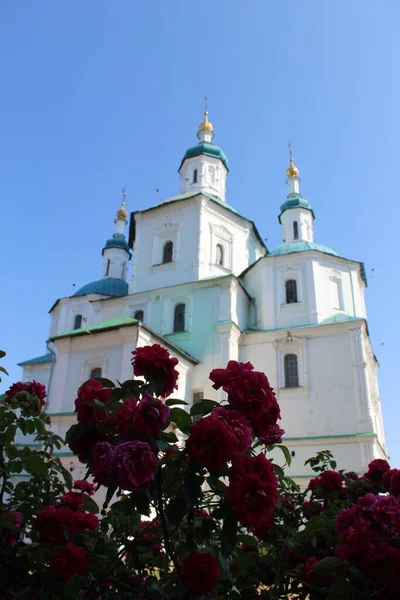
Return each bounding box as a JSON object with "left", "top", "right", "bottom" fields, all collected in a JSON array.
[{"left": 18, "top": 111, "right": 387, "bottom": 483}]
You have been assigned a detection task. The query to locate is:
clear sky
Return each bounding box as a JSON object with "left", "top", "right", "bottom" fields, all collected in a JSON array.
[{"left": 1, "top": 1, "right": 399, "bottom": 463}]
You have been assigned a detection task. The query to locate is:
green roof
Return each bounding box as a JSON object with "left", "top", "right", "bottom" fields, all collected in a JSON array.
[
  {"left": 278, "top": 195, "right": 315, "bottom": 223},
  {"left": 244, "top": 314, "right": 364, "bottom": 334},
  {"left": 269, "top": 241, "right": 342, "bottom": 258},
  {"left": 102, "top": 235, "right": 131, "bottom": 256},
  {"left": 179, "top": 142, "right": 229, "bottom": 171},
  {"left": 50, "top": 316, "right": 138, "bottom": 340},
  {"left": 18, "top": 353, "right": 54, "bottom": 366},
  {"left": 72, "top": 278, "right": 129, "bottom": 298}
]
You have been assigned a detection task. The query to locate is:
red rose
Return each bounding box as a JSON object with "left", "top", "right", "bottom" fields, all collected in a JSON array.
[
  {"left": 67, "top": 424, "right": 109, "bottom": 463},
  {"left": 210, "top": 361, "right": 281, "bottom": 438},
  {"left": 211, "top": 407, "right": 253, "bottom": 454},
  {"left": 5, "top": 381, "right": 46, "bottom": 414},
  {"left": 112, "top": 397, "right": 138, "bottom": 431},
  {"left": 319, "top": 470, "right": 343, "bottom": 492},
  {"left": 59, "top": 492, "right": 85, "bottom": 511},
  {"left": 364, "top": 459, "right": 391, "bottom": 482},
  {"left": 1, "top": 511, "right": 22, "bottom": 548},
  {"left": 259, "top": 424, "right": 285, "bottom": 446},
  {"left": 181, "top": 551, "right": 221, "bottom": 596},
  {"left": 111, "top": 441, "right": 158, "bottom": 491},
  {"left": 186, "top": 415, "right": 238, "bottom": 471},
  {"left": 52, "top": 543, "right": 88, "bottom": 582},
  {"left": 302, "top": 501, "right": 323, "bottom": 520},
  {"left": 334, "top": 517, "right": 372, "bottom": 559},
  {"left": 74, "top": 378, "right": 112, "bottom": 423},
  {"left": 227, "top": 454, "right": 278, "bottom": 537},
  {"left": 131, "top": 393, "right": 170, "bottom": 436},
  {"left": 384, "top": 469, "right": 400, "bottom": 496},
  {"left": 71, "top": 511, "right": 98, "bottom": 533},
  {"left": 301, "top": 556, "right": 318, "bottom": 584},
  {"left": 336, "top": 505, "right": 360, "bottom": 532},
  {"left": 132, "top": 344, "right": 179, "bottom": 398},
  {"left": 361, "top": 543, "right": 400, "bottom": 585},
  {"left": 92, "top": 441, "right": 113, "bottom": 485},
  {"left": 73, "top": 480, "right": 96, "bottom": 495},
  {"left": 34, "top": 506, "right": 74, "bottom": 546}
]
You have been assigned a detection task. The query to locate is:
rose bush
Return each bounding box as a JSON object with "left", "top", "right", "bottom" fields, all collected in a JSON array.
[{"left": 0, "top": 346, "right": 396, "bottom": 599}]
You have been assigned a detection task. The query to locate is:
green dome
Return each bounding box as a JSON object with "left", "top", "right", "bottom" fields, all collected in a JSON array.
[
  {"left": 278, "top": 195, "right": 315, "bottom": 223},
  {"left": 268, "top": 241, "right": 342, "bottom": 258},
  {"left": 179, "top": 142, "right": 229, "bottom": 171},
  {"left": 72, "top": 278, "right": 129, "bottom": 298},
  {"left": 102, "top": 235, "right": 131, "bottom": 256}
]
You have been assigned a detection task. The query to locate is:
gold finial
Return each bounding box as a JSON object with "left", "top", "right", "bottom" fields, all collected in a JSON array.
[
  {"left": 199, "top": 96, "right": 214, "bottom": 132},
  {"left": 116, "top": 188, "right": 128, "bottom": 219},
  {"left": 286, "top": 143, "right": 299, "bottom": 178}
]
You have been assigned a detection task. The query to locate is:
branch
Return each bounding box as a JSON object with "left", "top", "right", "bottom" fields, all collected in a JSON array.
[{"left": 156, "top": 467, "right": 179, "bottom": 571}]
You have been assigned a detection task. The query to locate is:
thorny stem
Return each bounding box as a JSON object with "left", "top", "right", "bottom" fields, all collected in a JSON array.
[
  {"left": 0, "top": 446, "right": 7, "bottom": 504},
  {"left": 156, "top": 467, "right": 180, "bottom": 571}
]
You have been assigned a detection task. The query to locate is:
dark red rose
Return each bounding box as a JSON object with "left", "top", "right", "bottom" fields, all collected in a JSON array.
[
  {"left": 384, "top": 469, "right": 400, "bottom": 496},
  {"left": 186, "top": 415, "right": 238, "bottom": 471},
  {"left": 241, "top": 544, "right": 259, "bottom": 554},
  {"left": 211, "top": 406, "right": 253, "bottom": 454},
  {"left": 112, "top": 397, "right": 138, "bottom": 430},
  {"left": 131, "top": 393, "right": 170, "bottom": 436},
  {"left": 259, "top": 424, "right": 285, "bottom": 445},
  {"left": 181, "top": 551, "right": 221, "bottom": 596},
  {"left": 71, "top": 511, "right": 98, "bottom": 533},
  {"left": 52, "top": 543, "right": 88, "bottom": 582},
  {"left": 319, "top": 470, "right": 343, "bottom": 492},
  {"left": 5, "top": 381, "right": 46, "bottom": 414},
  {"left": 1, "top": 511, "right": 22, "bottom": 548},
  {"left": 67, "top": 424, "right": 109, "bottom": 463},
  {"left": 302, "top": 501, "right": 323, "bottom": 520},
  {"left": 345, "top": 471, "right": 360, "bottom": 480},
  {"left": 361, "top": 543, "right": 400, "bottom": 585},
  {"left": 92, "top": 441, "right": 113, "bottom": 485},
  {"left": 364, "top": 459, "right": 391, "bottom": 482},
  {"left": 301, "top": 556, "right": 318, "bottom": 584},
  {"left": 59, "top": 492, "right": 85, "bottom": 511},
  {"left": 34, "top": 506, "right": 74, "bottom": 546},
  {"left": 334, "top": 517, "right": 372, "bottom": 559},
  {"left": 227, "top": 454, "right": 278, "bottom": 537},
  {"left": 111, "top": 441, "right": 158, "bottom": 491},
  {"left": 336, "top": 505, "right": 360, "bottom": 532},
  {"left": 74, "top": 378, "right": 112, "bottom": 423},
  {"left": 209, "top": 361, "right": 281, "bottom": 438},
  {"left": 308, "top": 477, "right": 319, "bottom": 491},
  {"left": 73, "top": 480, "right": 96, "bottom": 495},
  {"left": 132, "top": 344, "right": 179, "bottom": 398}
]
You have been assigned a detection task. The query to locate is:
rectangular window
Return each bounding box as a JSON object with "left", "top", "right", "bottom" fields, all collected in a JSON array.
[{"left": 330, "top": 278, "right": 343, "bottom": 310}]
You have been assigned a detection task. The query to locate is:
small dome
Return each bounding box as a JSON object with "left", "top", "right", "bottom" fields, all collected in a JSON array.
[
  {"left": 72, "top": 278, "right": 129, "bottom": 298},
  {"left": 116, "top": 200, "right": 128, "bottom": 220},
  {"left": 199, "top": 111, "right": 214, "bottom": 132},
  {"left": 102, "top": 235, "right": 131, "bottom": 255},
  {"left": 179, "top": 142, "right": 228, "bottom": 171},
  {"left": 286, "top": 158, "right": 299, "bottom": 178}
]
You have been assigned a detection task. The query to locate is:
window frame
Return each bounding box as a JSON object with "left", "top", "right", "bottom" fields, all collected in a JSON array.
[
  {"left": 73, "top": 314, "right": 83, "bottom": 330},
  {"left": 284, "top": 353, "right": 299, "bottom": 388},
  {"left": 90, "top": 367, "right": 102, "bottom": 379},
  {"left": 216, "top": 243, "right": 225, "bottom": 266},
  {"left": 134, "top": 309, "right": 144, "bottom": 322},
  {"left": 105, "top": 258, "right": 111, "bottom": 276},
  {"left": 173, "top": 303, "right": 186, "bottom": 333},
  {"left": 293, "top": 221, "right": 299, "bottom": 240},
  {"left": 285, "top": 279, "right": 298, "bottom": 304},
  {"left": 162, "top": 240, "right": 174, "bottom": 264},
  {"left": 193, "top": 169, "right": 198, "bottom": 184}
]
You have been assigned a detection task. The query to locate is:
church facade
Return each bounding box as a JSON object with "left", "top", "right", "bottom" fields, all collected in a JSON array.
[{"left": 18, "top": 111, "right": 387, "bottom": 483}]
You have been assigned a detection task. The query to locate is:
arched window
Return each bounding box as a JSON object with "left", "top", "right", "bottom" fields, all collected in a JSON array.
[
  {"left": 284, "top": 354, "right": 299, "bottom": 388},
  {"left": 105, "top": 258, "right": 111, "bottom": 276},
  {"left": 163, "top": 241, "right": 173, "bottom": 264},
  {"left": 74, "top": 314, "right": 83, "bottom": 330},
  {"left": 285, "top": 279, "right": 298, "bottom": 304},
  {"left": 134, "top": 309, "right": 144, "bottom": 322},
  {"left": 173, "top": 303, "right": 185, "bottom": 333},
  {"left": 293, "top": 221, "right": 299, "bottom": 240},
  {"left": 193, "top": 169, "right": 198, "bottom": 184},
  {"left": 216, "top": 244, "right": 224, "bottom": 266},
  {"left": 90, "top": 367, "right": 102, "bottom": 379}
]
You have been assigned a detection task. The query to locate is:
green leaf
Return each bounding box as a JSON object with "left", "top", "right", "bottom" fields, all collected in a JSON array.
[
  {"left": 190, "top": 399, "right": 219, "bottom": 417},
  {"left": 25, "top": 419, "right": 35, "bottom": 435},
  {"left": 5, "top": 425, "right": 17, "bottom": 445},
  {"left": 0, "top": 366, "right": 9, "bottom": 375},
  {"left": 208, "top": 476, "right": 227, "bottom": 494},
  {"left": 64, "top": 574, "right": 82, "bottom": 600},
  {"left": 169, "top": 407, "right": 191, "bottom": 431},
  {"left": 166, "top": 497, "right": 187, "bottom": 526},
  {"left": 22, "top": 454, "right": 46, "bottom": 475},
  {"left": 277, "top": 445, "right": 292, "bottom": 467},
  {"left": 294, "top": 514, "right": 334, "bottom": 543},
  {"left": 237, "top": 534, "right": 259, "bottom": 547},
  {"left": 0, "top": 350, "right": 6, "bottom": 359},
  {"left": 132, "top": 489, "right": 150, "bottom": 516},
  {"left": 272, "top": 463, "right": 285, "bottom": 479},
  {"left": 159, "top": 430, "right": 178, "bottom": 443},
  {"left": 314, "top": 556, "right": 344, "bottom": 575},
  {"left": 7, "top": 459, "right": 22, "bottom": 473},
  {"left": 5, "top": 444, "right": 19, "bottom": 460},
  {"left": 165, "top": 398, "right": 189, "bottom": 406},
  {"left": 92, "top": 377, "right": 115, "bottom": 388},
  {"left": 83, "top": 494, "right": 99, "bottom": 514},
  {"left": 221, "top": 513, "right": 238, "bottom": 557}
]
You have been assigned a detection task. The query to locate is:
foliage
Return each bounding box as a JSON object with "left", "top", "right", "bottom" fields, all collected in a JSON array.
[{"left": 0, "top": 345, "right": 398, "bottom": 599}]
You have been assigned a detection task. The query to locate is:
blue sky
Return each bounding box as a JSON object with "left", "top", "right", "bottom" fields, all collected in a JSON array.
[{"left": 1, "top": 1, "right": 399, "bottom": 462}]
